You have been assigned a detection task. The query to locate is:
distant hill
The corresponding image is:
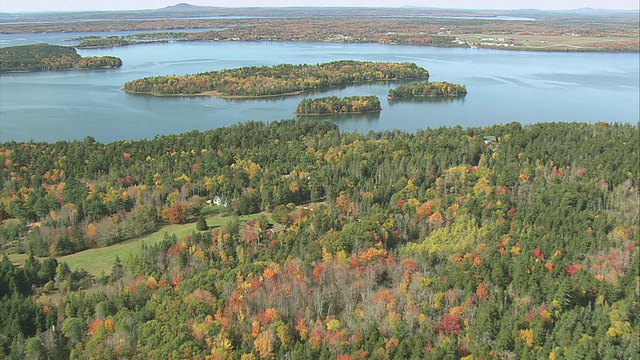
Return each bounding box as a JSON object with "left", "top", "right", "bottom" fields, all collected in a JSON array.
[{"left": 159, "top": 3, "right": 215, "bottom": 12}]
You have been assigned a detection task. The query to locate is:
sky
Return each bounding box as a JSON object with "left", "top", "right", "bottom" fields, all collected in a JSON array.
[{"left": 0, "top": 0, "right": 638, "bottom": 13}]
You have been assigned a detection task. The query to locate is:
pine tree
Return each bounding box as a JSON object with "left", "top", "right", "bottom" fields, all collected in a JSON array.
[{"left": 196, "top": 215, "right": 209, "bottom": 231}]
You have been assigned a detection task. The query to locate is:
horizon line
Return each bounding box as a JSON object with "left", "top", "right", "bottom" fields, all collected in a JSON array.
[{"left": 2, "top": 5, "right": 639, "bottom": 14}]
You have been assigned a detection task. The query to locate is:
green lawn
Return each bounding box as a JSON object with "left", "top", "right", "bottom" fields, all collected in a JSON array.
[{"left": 8, "top": 212, "right": 266, "bottom": 277}]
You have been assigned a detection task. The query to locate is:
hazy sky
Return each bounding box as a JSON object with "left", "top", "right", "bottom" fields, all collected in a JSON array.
[{"left": 0, "top": 0, "right": 638, "bottom": 12}]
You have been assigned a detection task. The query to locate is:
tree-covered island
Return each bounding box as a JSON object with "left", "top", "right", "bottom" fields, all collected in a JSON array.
[
  {"left": 122, "top": 60, "right": 429, "bottom": 97},
  {"left": 388, "top": 81, "right": 468, "bottom": 99},
  {"left": 296, "top": 95, "right": 381, "bottom": 115},
  {"left": 0, "top": 44, "right": 122, "bottom": 72}
]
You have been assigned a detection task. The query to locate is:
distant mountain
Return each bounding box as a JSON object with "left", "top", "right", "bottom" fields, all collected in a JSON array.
[
  {"left": 159, "top": 3, "right": 213, "bottom": 11},
  {"left": 167, "top": 2, "right": 193, "bottom": 7}
]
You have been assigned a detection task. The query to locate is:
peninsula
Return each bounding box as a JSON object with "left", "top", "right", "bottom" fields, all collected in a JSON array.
[{"left": 0, "top": 44, "right": 122, "bottom": 72}]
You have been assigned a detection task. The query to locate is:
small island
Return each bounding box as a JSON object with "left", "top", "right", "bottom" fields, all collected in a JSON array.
[
  {"left": 295, "top": 95, "right": 381, "bottom": 115},
  {"left": 123, "top": 60, "right": 429, "bottom": 97},
  {"left": 0, "top": 43, "right": 122, "bottom": 72},
  {"left": 387, "top": 81, "right": 467, "bottom": 99}
]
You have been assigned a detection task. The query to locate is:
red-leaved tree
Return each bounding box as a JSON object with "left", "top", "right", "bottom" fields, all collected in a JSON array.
[{"left": 166, "top": 203, "right": 186, "bottom": 224}]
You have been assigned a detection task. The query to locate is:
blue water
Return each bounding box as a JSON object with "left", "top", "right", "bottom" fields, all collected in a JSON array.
[{"left": 0, "top": 33, "right": 638, "bottom": 142}]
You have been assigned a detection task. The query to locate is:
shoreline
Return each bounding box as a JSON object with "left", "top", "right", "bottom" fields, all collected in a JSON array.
[
  {"left": 387, "top": 94, "right": 467, "bottom": 100},
  {"left": 121, "top": 88, "right": 307, "bottom": 98},
  {"left": 295, "top": 109, "right": 382, "bottom": 116},
  {"left": 1, "top": 65, "right": 121, "bottom": 73}
]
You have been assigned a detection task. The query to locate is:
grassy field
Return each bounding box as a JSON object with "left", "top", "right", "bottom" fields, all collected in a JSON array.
[
  {"left": 8, "top": 211, "right": 266, "bottom": 277},
  {"left": 459, "top": 34, "right": 637, "bottom": 51}
]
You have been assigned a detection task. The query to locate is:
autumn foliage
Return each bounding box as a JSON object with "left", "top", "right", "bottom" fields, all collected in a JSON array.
[
  {"left": 1, "top": 119, "right": 638, "bottom": 359},
  {"left": 166, "top": 202, "right": 187, "bottom": 224}
]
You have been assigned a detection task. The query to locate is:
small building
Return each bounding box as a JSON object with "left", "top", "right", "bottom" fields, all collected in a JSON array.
[
  {"left": 267, "top": 224, "right": 287, "bottom": 236},
  {"left": 483, "top": 136, "right": 497, "bottom": 145}
]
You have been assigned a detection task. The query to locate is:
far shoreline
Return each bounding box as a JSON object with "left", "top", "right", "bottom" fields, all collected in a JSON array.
[{"left": 83, "top": 38, "right": 640, "bottom": 54}]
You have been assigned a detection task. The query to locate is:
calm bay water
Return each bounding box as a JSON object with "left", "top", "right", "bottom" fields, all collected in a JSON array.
[{"left": 1, "top": 33, "right": 638, "bottom": 142}]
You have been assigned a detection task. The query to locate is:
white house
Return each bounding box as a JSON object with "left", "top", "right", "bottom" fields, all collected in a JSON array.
[{"left": 212, "top": 195, "right": 228, "bottom": 207}]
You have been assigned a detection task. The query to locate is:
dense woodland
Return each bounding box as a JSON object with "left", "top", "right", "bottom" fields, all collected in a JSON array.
[
  {"left": 123, "top": 61, "right": 429, "bottom": 97},
  {"left": 295, "top": 96, "right": 381, "bottom": 115},
  {"left": 388, "top": 81, "right": 468, "bottom": 99},
  {"left": 1, "top": 119, "right": 638, "bottom": 359},
  {"left": 0, "top": 44, "right": 122, "bottom": 72}
]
